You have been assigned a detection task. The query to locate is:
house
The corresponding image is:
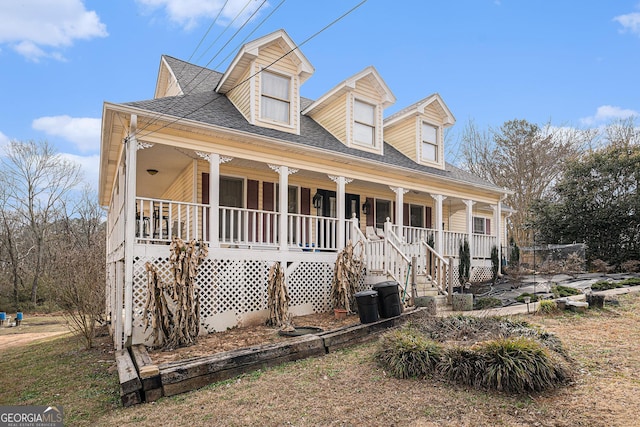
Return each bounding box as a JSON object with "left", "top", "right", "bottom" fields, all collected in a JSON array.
[{"left": 99, "top": 29, "right": 512, "bottom": 349}]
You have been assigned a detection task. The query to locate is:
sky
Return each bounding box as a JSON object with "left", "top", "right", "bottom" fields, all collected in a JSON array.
[{"left": 1, "top": 0, "right": 639, "bottom": 190}]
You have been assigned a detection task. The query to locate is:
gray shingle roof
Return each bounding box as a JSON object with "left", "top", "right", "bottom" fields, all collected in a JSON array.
[{"left": 124, "top": 55, "right": 503, "bottom": 191}]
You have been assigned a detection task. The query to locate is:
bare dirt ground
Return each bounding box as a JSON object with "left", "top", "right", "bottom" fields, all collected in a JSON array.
[
  {"left": 150, "top": 312, "right": 360, "bottom": 365},
  {"left": 98, "top": 293, "right": 640, "bottom": 427},
  {"left": 0, "top": 314, "right": 70, "bottom": 352}
]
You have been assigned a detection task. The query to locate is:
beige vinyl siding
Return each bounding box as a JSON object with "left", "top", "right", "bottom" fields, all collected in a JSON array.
[
  {"left": 354, "top": 78, "right": 380, "bottom": 100},
  {"left": 253, "top": 43, "right": 300, "bottom": 134},
  {"left": 227, "top": 66, "right": 252, "bottom": 122},
  {"left": 305, "top": 93, "right": 348, "bottom": 144},
  {"left": 384, "top": 119, "right": 418, "bottom": 162},
  {"left": 161, "top": 162, "right": 195, "bottom": 203}
]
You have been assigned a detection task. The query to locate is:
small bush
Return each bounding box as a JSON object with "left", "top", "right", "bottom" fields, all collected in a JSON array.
[
  {"left": 515, "top": 293, "right": 539, "bottom": 303},
  {"left": 590, "top": 259, "right": 613, "bottom": 273},
  {"left": 591, "top": 280, "right": 623, "bottom": 291},
  {"left": 474, "top": 337, "right": 571, "bottom": 393},
  {"left": 620, "top": 260, "right": 640, "bottom": 272},
  {"left": 375, "top": 328, "right": 443, "bottom": 379},
  {"left": 475, "top": 297, "right": 502, "bottom": 310},
  {"left": 620, "top": 277, "right": 640, "bottom": 286},
  {"left": 537, "top": 300, "right": 558, "bottom": 314},
  {"left": 437, "top": 347, "right": 483, "bottom": 386},
  {"left": 551, "top": 285, "right": 582, "bottom": 298}
]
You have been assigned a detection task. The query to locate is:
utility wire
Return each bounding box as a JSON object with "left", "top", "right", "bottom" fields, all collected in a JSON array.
[
  {"left": 135, "top": 0, "right": 271, "bottom": 137},
  {"left": 134, "top": 0, "right": 369, "bottom": 141}
]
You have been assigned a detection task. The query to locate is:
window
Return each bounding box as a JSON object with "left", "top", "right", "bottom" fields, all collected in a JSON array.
[
  {"left": 275, "top": 185, "right": 299, "bottom": 213},
  {"left": 409, "top": 204, "right": 424, "bottom": 228},
  {"left": 422, "top": 123, "right": 438, "bottom": 162},
  {"left": 261, "top": 71, "right": 290, "bottom": 123},
  {"left": 473, "top": 217, "right": 491, "bottom": 235},
  {"left": 354, "top": 100, "right": 376, "bottom": 146},
  {"left": 375, "top": 199, "right": 392, "bottom": 229}
]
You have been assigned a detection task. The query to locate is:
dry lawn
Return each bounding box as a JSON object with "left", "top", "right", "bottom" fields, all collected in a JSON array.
[{"left": 96, "top": 293, "right": 640, "bottom": 427}]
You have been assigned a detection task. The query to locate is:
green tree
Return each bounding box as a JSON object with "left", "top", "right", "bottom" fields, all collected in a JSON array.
[
  {"left": 460, "top": 119, "right": 593, "bottom": 246},
  {"left": 531, "top": 120, "right": 640, "bottom": 267}
]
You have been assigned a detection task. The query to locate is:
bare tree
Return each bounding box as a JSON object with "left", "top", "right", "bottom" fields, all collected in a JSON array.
[
  {"left": 50, "top": 186, "right": 106, "bottom": 348},
  {"left": 1, "top": 140, "right": 82, "bottom": 305},
  {"left": 460, "top": 119, "right": 595, "bottom": 245}
]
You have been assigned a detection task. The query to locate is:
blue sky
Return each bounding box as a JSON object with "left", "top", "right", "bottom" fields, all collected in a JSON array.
[{"left": 1, "top": 0, "right": 639, "bottom": 189}]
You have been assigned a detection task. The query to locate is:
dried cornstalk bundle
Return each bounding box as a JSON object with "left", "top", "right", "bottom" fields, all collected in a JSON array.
[
  {"left": 330, "top": 240, "right": 364, "bottom": 312},
  {"left": 143, "top": 262, "right": 172, "bottom": 345},
  {"left": 266, "top": 261, "right": 292, "bottom": 330},
  {"left": 165, "top": 237, "right": 208, "bottom": 349}
]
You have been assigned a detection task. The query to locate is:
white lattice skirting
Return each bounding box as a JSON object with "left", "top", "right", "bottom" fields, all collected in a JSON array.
[{"left": 131, "top": 255, "right": 337, "bottom": 345}]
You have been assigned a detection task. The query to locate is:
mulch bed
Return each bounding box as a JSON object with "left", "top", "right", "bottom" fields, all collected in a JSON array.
[{"left": 149, "top": 311, "right": 360, "bottom": 365}]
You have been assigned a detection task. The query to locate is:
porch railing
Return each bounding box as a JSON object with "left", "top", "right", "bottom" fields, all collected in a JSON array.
[
  {"left": 136, "top": 198, "right": 209, "bottom": 243},
  {"left": 287, "top": 213, "right": 339, "bottom": 251}
]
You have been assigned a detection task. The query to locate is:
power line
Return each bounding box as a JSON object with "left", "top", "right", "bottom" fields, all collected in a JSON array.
[
  {"left": 134, "top": 0, "right": 272, "bottom": 137},
  {"left": 134, "top": 0, "right": 369, "bottom": 141}
]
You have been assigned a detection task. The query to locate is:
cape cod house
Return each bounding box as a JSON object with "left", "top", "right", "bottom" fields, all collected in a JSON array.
[{"left": 100, "top": 29, "right": 512, "bottom": 349}]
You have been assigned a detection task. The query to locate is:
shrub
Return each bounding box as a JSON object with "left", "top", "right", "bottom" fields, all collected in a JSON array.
[
  {"left": 551, "top": 285, "right": 582, "bottom": 298},
  {"left": 620, "top": 260, "right": 640, "bottom": 272},
  {"left": 591, "top": 259, "right": 613, "bottom": 273},
  {"left": 620, "top": 277, "right": 640, "bottom": 286},
  {"left": 537, "top": 300, "right": 558, "bottom": 314},
  {"left": 591, "top": 280, "right": 623, "bottom": 291},
  {"left": 475, "top": 297, "right": 502, "bottom": 310},
  {"left": 437, "top": 347, "right": 483, "bottom": 386},
  {"left": 515, "top": 293, "right": 539, "bottom": 303},
  {"left": 474, "top": 337, "right": 571, "bottom": 393},
  {"left": 375, "top": 328, "right": 443, "bottom": 379}
]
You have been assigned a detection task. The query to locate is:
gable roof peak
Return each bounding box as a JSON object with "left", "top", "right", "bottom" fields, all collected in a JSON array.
[
  {"left": 384, "top": 93, "right": 456, "bottom": 127},
  {"left": 216, "top": 28, "right": 314, "bottom": 94},
  {"left": 302, "top": 65, "right": 396, "bottom": 115}
]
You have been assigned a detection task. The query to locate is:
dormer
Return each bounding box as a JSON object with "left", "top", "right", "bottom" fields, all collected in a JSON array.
[
  {"left": 383, "top": 94, "right": 455, "bottom": 170},
  {"left": 215, "top": 29, "right": 314, "bottom": 135},
  {"left": 154, "top": 56, "right": 182, "bottom": 98},
  {"left": 302, "top": 66, "right": 395, "bottom": 155}
]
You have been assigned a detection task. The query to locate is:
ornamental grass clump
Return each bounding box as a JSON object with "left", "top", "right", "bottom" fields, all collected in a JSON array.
[
  {"left": 437, "top": 347, "right": 483, "bottom": 387},
  {"left": 474, "top": 337, "right": 572, "bottom": 393},
  {"left": 537, "top": 299, "right": 558, "bottom": 315},
  {"left": 375, "top": 328, "right": 442, "bottom": 379}
]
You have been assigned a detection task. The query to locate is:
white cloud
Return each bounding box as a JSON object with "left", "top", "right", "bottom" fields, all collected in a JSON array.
[
  {"left": 136, "top": 0, "right": 265, "bottom": 30},
  {"left": 32, "top": 115, "right": 101, "bottom": 153},
  {"left": 614, "top": 11, "right": 640, "bottom": 36},
  {"left": 0, "top": 0, "right": 107, "bottom": 61},
  {"left": 580, "top": 105, "right": 640, "bottom": 126},
  {"left": 0, "top": 131, "right": 10, "bottom": 150},
  {"left": 61, "top": 153, "right": 100, "bottom": 190}
]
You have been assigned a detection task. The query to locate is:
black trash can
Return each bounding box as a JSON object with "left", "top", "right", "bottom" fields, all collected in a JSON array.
[
  {"left": 355, "top": 290, "right": 379, "bottom": 324},
  {"left": 373, "top": 281, "right": 403, "bottom": 318}
]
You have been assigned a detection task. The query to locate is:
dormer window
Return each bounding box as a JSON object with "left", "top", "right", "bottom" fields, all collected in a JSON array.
[
  {"left": 261, "top": 70, "right": 291, "bottom": 124},
  {"left": 354, "top": 100, "right": 376, "bottom": 146},
  {"left": 421, "top": 122, "right": 438, "bottom": 162}
]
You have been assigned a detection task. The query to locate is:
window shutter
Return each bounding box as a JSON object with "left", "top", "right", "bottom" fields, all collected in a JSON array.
[
  {"left": 403, "top": 203, "right": 409, "bottom": 226},
  {"left": 262, "top": 182, "right": 274, "bottom": 211},
  {"left": 426, "top": 206, "right": 433, "bottom": 229},
  {"left": 301, "top": 188, "right": 311, "bottom": 215},
  {"left": 247, "top": 180, "right": 259, "bottom": 209},
  {"left": 366, "top": 197, "right": 374, "bottom": 227},
  {"left": 202, "top": 173, "right": 209, "bottom": 204},
  {"left": 486, "top": 219, "right": 491, "bottom": 235}
]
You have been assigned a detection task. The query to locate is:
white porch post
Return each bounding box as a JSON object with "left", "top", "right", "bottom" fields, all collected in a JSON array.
[
  {"left": 123, "top": 115, "right": 138, "bottom": 345},
  {"left": 269, "top": 165, "right": 298, "bottom": 251},
  {"left": 279, "top": 166, "right": 289, "bottom": 251},
  {"left": 430, "top": 194, "right": 446, "bottom": 253},
  {"left": 463, "top": 199, "right": 476, "bottom": 260},
  {"left": 336, "top": 176, "right": 346, "bottom": 251},
  {"left": 391, "top": 186, "right": 409, "bottom": 236},
  {"left": 209, "top": 153, "right": 220, "bottom": 248}
]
